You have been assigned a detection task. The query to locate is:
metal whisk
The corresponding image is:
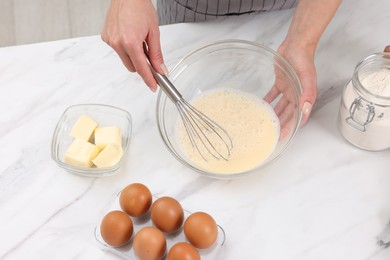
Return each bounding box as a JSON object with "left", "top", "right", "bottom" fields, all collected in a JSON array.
[{"left": 143, "top": 44, "right": 233, "bottom": 161}]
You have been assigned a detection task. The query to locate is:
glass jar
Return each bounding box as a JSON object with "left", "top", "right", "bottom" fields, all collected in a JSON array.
[{"left": 338, "top": 52, "right": 390, "bottom": 151}]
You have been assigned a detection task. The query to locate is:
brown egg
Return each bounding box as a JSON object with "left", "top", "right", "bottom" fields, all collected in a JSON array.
[
  {"left": 100, "top": 210, "right": 133, "bottom": 247},
  {"left": 119, "top": 183, "right": 152, "bottom": 217},
  {"left": 184, "top": 212, "right": 218, "bottom": 249},
  {"left": 167, "top": 242, "right": 201, "bottom": 260},
  {"left": 151, "top": 196, "right": 184, "bottom": 233},
  {"left": 133, "top": 226, "right": 166, "bottom": 260}
]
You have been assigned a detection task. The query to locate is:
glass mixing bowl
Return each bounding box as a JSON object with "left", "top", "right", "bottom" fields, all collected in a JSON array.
[{"left": 156, "top": 40, "right": 302, "bottom": 178}]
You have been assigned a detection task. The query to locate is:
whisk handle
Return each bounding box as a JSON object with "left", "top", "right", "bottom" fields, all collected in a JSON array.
[
  {"left": 149, "top": 64, "right": 182, "bottom": 103},
  {"left": 143, "top": 44, "right": 182, "bottom": 103}
]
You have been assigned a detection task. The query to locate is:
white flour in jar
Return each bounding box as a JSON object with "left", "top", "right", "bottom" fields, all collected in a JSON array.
[
  {"left": 338, "top": 68, "right": 390, "bottom": 150},
  {"left": 361, "top": 69, "right": 390, "bottom": 96}
]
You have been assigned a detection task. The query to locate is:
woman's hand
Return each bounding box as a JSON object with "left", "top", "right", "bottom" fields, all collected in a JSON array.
[
  {"left": 263, "top": 40, "right": 317, "bottom": 137},
  {"left": 277, "top": 40, "right": 317, "bottom": 126},
  {"left": 265, "top": 0, "right": 341, "bottom": 126},
  {"left": 101, "top": 0, "right": 167, "bottom": 92}
]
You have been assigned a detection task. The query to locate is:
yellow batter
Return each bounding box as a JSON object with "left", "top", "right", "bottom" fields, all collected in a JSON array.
[{"left": 177, "top": 88, "right": 280, "bottom": 174}]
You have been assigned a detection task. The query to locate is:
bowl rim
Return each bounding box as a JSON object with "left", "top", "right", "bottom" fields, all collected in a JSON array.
[
  {"left": 51, "top": 103, "right": 132, "bottom": 177},
  {"left": 156, "top": 39, "right": 303, "bottom": 178}
]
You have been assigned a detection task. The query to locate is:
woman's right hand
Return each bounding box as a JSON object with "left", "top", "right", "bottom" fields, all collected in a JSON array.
[{"left": 101, "top": 0, "right": 168, "bottom": 92}]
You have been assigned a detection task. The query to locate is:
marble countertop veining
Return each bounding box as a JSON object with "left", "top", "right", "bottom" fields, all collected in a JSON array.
[{"left": 1, "top": 0, "right": 390, "bottom": 259}]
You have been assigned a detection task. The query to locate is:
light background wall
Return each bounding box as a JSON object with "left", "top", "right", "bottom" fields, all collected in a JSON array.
[{"left": 0, "top": 0, "right": 157, "bottom": 47}]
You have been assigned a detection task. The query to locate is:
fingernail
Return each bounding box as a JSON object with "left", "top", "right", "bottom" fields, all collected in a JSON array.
[
  {"left": 150, "top": 86, "right": 157, "bottom": 93},
  {"left": 160, "top": 64, "right": 169, "bottom": 75},
  {"left": 302, "top": 101, "right": 312, "bottom": 116}
]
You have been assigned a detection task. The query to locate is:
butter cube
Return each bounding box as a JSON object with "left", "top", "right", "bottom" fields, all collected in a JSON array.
[
  {"left": 65, "top": 139, "right": 100, "bottom": 168},
  {"left": 70, "top": 115, "right": 98, "bottom": 141},
  {"left": 94, "top": 126, "right": 122, "bottom": 150},
  {"left": 92, "top": 144, "right": 123, "bottom": 168}
]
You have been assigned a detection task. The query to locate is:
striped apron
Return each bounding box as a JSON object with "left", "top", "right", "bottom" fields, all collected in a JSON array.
[{"left": 157, "top": 0, "right": 297, "bottom": 25}]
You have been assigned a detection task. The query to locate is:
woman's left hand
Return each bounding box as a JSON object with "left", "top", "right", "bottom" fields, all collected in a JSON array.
[{"left": 278, "top": 40, "right": 318, "bottom": 126}]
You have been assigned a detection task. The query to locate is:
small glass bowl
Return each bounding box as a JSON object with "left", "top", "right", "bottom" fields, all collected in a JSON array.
[{"left": 51, "top": 104, "right": 132, "bottom": 177}]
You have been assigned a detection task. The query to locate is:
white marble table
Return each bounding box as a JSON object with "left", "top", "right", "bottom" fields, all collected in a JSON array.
[{"left": 1, "top": 0, "right": 390, "bottom": 259}]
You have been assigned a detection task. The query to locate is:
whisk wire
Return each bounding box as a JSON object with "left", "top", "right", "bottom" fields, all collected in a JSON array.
[
  {"left": 176, "top": 104, "right": 208, "bottom": 161},
  {"left": 143, "top": 42, "right": 233, "bottom": 161},
  {"left": 179, "top": 104, "right": 224, "bottom": 161},
  {"left": 181, "top": 100, "right": 232, "bottom": 161}
]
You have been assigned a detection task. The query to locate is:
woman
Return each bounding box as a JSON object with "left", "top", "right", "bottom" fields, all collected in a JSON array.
[{"left": 101, "top": 0, "right": 342, "bottom": 125}]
